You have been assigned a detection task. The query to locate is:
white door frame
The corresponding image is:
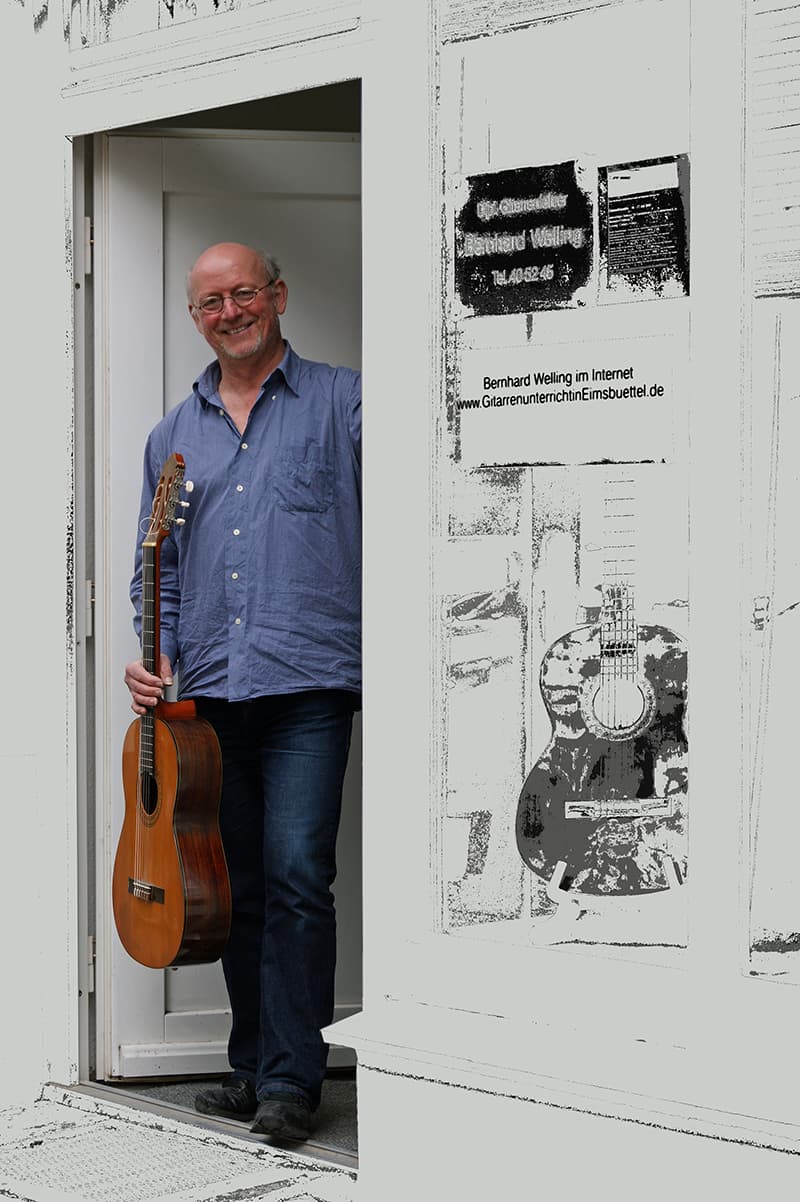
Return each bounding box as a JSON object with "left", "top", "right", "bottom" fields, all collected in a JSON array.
[{"left": 90, "top": 124, "right": 363, "bottom": 1080}]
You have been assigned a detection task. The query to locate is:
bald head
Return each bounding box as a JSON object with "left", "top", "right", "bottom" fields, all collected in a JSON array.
[{"left": 186, "top": 243, "right": 281, "bottom": 302}]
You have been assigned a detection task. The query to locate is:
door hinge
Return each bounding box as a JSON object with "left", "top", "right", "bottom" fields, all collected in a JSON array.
[
  {"left": 84, "top": 216, "right": 93, "bottom": 277},
  {"left": 87, "top": 935, "right": 96, "bottom": 995},
  {"left": 753, "top": 595, "right": 770, "bottom": 631},
  {"left": 84, "top": 579, "right": 95, "bottom": 639}
]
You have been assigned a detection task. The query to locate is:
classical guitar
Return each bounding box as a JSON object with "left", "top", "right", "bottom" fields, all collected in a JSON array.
[
  {"left": 113, "top": 453, "right": 231, "bottom": 968},
  {"left": 516, "top": 580, "right": 688, "bottom": 896}
]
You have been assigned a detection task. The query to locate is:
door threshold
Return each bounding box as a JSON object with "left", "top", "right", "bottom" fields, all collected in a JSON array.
[{"left": 74, "top": 1080, "right": 359, "bottom": 1171}]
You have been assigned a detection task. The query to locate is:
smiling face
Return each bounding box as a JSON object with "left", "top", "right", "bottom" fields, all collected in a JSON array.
[{"left": 188, "top": 243, "right": 288, "bottom": 372}]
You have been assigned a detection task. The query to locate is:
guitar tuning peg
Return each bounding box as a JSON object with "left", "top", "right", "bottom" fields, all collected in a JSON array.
[
  {"left": 175, "top": 517, "right": 186, "bottom": 526},
  {"left": 179, "top": 499, "right": 190, "bottom": 508},
  {"left": 184, "top": 480, "right": 194, "bottom": 493}
]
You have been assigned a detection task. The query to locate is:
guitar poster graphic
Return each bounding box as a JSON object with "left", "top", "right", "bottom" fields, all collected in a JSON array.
[
  {"left": 515, "top": 482, "right": 688, "bottom": 898},
  {"left": 440, "top": 462, "right": 689, "bottom": 951}
]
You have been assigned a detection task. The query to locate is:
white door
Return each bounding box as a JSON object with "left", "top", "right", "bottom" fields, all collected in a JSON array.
[{"left": 93, "top": 129, "right": 362, "bottom": 1078}]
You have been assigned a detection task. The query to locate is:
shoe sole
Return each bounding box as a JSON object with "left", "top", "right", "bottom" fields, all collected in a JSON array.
[{"left": 250, "top": 1117, "right": 310, "bottom": 1141}]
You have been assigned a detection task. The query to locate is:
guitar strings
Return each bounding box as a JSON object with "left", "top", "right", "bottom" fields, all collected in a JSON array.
[
  {"left": 136, "top": 541, "right": 158, "bottom": 887},
  {"left": 601, "top": 478, "right": 638, "bottom": 788}
]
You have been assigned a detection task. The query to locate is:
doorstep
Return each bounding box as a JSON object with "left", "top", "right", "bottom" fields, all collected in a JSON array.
[{"left": 0, "top": 1083, "right": 357, "bottom": 1202}]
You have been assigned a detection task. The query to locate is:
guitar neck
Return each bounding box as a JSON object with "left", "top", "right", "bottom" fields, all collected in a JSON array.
[
  {"left": 139, "top": 539, "right": 161, "bottom": 776},
  {"left": 141, "top": 541, "right": 161, "bottom": 676},
  {"left": 134, "top": 451, "right": 186, "bottom": 782},
  {"left": 599, "top": 476, "right": 639, "bottom": 676}
]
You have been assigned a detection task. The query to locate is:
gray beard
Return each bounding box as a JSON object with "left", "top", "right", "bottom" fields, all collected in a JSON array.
[{"left": 218, "top": 327, "right": 265, "bottom": 361}]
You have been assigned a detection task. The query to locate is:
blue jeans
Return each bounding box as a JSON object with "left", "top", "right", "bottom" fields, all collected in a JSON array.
[{"left": 196, "top": 690, "right": 357, "bottom": 1109}]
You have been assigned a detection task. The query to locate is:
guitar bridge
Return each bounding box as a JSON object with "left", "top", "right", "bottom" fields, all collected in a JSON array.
[
  {"left": 564, "top": 797, "right": 674, "bottom": 821},
  {"left": 128, "top": 877, "right": 165, "bottom": 904}
]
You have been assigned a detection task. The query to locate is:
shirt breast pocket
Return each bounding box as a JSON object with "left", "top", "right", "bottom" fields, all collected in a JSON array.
[{"left": 274, "top": 444, "right": 335, "bottom": 513}]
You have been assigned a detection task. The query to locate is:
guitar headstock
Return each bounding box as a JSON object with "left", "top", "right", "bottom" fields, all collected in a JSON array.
[{"left": 143, "top": 453, "right": 186, "bottom": 546}]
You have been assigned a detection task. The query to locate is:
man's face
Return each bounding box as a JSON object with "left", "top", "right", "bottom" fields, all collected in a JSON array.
[{"left": 188, "top": 245, "right": 288, "bottom": 365}]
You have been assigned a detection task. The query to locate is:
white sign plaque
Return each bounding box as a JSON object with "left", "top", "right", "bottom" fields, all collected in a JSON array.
[{"left": 456, "top": 336, "right": 677, "bottom": 467}]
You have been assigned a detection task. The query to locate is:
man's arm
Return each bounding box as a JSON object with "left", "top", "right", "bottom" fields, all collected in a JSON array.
[{"left": 348, "top": 370, "right": 361, "bottom": 465}]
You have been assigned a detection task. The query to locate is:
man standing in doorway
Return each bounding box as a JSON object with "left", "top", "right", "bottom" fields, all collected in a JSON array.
[{"left": 124, "top": 241, "right": 361, "bottom": 1141}]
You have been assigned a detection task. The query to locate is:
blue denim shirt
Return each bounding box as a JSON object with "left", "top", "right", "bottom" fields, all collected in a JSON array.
[{"left": 131, "top": 343, "right": 361, "bottom": 701}]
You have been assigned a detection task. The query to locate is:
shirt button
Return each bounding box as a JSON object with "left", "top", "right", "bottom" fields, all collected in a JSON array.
[
  {"left": 241, "top": 442, "right": 248, "bottom": 449},
  {"left": 231, "top": 572, "right": 239, "bottom": 580},
  {"left": 234, "top": 617, "right": 242, "bottom": 625},
  {"left": 236, "top": 484, "right": 244, "bottom": 492},
  {"left": 219, "top": 408, "right": 225, "bottom": 416},
  {"left": 233, "top": 528, "right": 240, "bottom": 536}
]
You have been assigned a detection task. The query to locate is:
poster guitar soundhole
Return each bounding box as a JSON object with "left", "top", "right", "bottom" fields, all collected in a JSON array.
[{"left": 516, "top": 582, "right": 688, "bottom": 895}]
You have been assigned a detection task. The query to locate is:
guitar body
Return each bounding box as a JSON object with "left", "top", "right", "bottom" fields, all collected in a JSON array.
[
  {"left": 113, "top": 702, "right": 231, "bottom": 968},
  {"left": 516, "top": 619, "right": 688, "bottom": 895}
]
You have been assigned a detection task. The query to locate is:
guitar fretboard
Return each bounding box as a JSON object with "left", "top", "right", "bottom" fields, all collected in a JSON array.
[
  {"left": 601, "top": 482, "right": 636, "bottom": 589},
  {"left": 139, "top": 541, "right": 158, "bottom": 778},
  {"left": 600, "top": 479, "right": 638, "bottom": 677},
  {"left": 600, "top": 584, "right": 639, "bottom": 677}
]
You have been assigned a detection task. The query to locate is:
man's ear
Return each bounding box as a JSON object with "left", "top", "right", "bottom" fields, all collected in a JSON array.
[{"left": 272, "top": 279, "right": 288, "bottom": 315}]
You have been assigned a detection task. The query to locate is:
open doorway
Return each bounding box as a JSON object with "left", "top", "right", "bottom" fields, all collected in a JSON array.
[{"left": 75, "top": 81, "right": 362, "bottom": 1167}]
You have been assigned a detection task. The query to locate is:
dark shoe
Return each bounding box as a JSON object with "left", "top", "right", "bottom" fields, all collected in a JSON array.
[
  {"left": 250, "top": 1094, "right": 313, "bottom": 1141},
  {"left": 195, "top": 1076, "right": 257, "bottom": 1120}
]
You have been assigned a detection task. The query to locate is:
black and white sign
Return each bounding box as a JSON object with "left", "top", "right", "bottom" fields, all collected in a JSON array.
[
  {"left": 454, "top": 161, "right": 593, "bottom": 316},
  {"left": 599, "top": 155, "right": 690, "bottom": 302}
]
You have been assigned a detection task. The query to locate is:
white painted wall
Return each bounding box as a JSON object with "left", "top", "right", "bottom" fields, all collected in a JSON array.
[
  {"left": 357, "top": 1064, "right": 800, "bottom": 1201},
  {"left": 0, "top": 1, "right": 81, "bottom": 1108}
]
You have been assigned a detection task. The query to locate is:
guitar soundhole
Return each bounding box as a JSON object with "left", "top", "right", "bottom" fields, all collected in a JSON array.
[
  {"left": 591, "top": 679, "right": 645, "bottom": 733},
  {"left": 139, "top": 772, "right": 159, "bottom": 817}
]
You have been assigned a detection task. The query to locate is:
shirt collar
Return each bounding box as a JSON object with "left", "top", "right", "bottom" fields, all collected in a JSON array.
[{"left": 194, "top": 341, "right": 301, "bottom": 405}]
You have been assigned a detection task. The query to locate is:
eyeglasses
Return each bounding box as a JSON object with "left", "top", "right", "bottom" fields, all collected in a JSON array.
[{"left": 193, "top": 281, "right": 275, "bottom": 315}]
